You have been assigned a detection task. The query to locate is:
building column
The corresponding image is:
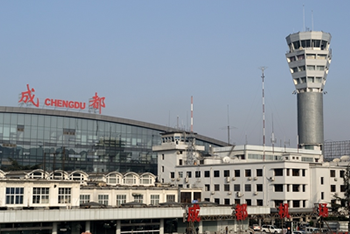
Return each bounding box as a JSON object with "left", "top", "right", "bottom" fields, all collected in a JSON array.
[
  {"left": 52, "top": 222, "right": 58, "bottom": 234},
  {"left": 159, "top": 219, "right": 164, "bottom": 234},
  {"left": 116, "top": 220, "right": 121, "bottom": 234},
  {"left": 85, "top": 221, "right": 91, "bottom": 233},
  {"left": 198, "top": 220, "right": 203, "bottom": 234}
]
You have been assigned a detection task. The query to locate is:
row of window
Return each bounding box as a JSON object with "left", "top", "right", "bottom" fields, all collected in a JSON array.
[
  {"left": 289, "top": 39, "right": 328, "bottom": 51},
  {"left": 80, "top": 194, "right": 176, "bottom": 206},
  {"left": 5, "top": 187, "right": 71, "bottom": 205},
  {"left": 293, "top": 77, "right": 324, "bottom": 85},
  {"left": 288, "top": 53, "right": 328, "bottom": 62},
  {"left": 170, "top": 168, "right": 308, "bottom": 179},
  {"left": 170, "top": 169, "right": 264, "bottom": 179},
  {"left": 291, "top": 65, "right": 326, "bottom": 74},
  {"left": 204, "top": 184, "right": 263, "bottom": 192},
  {"left": 204, "top": 198, "right": 264, "bottom": 206}
]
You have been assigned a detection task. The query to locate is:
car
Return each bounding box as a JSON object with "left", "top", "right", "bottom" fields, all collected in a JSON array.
[
  {"left": 261, "top": 225, "right": 283, "bottom": 233},
  {"left": 253, "top": 224, "right": 261, "bottom": 231}
]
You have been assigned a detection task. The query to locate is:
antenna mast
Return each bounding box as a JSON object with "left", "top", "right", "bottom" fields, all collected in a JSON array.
[
  {"left": 260, "top": 67, "right": 267, "bottom": 161},
  {"left": 191, "top": 96, "right": 193, "bottom": 132},
  {"left": 303, "top": 5, "right": 305, "bottom": 31}
]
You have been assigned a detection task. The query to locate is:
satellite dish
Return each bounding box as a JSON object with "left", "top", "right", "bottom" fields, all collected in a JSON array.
[
  {"left": 333, "top": 158, "right": 340, "bottom": 163},
  {"left": 340, "top": 155, "right": 350, "bottom": 162},
  {"left": 222, "top": 157, "right": 230, "bottom": 163}
]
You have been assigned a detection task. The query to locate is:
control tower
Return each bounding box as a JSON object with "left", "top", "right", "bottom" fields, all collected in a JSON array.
[{"left": 285, "top": 31, "right": 332, "bottom": 150}]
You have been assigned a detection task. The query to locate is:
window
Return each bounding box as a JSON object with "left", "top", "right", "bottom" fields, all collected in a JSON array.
[
  {"left": 98, "top": 195, "right": 109, "bottom": 205},
  {"left": 275, "top": 200, "right": 283, "bottom": 207},
  {"left": 330, "top": 170, "right": 336, "bottom": 177},
  {"left": 257, "top": 184, "right": 263, "bottom": 192},
  {"left": 274, "top": 184, "right": 283, "bottom": 192},
  {"left": 187, "top": 171, "right": 192, "bottom": 178},
  {"left": 214, "top": 184, "right": 220, "bottom": 191},
  {"left": 170, "top": 172, "right": 175, "bottom": 179},
  {"left": 292, "top": 185, "right": 300, "bottom": 192},
  {"left": 235, "top": 199, "right": 240, "bottom": 205},
  {"left": 224, "top": 170, "right": 230, "bottom": 177},
  {"left": 257, "top": 169, "right": 263, "bottom": 177},
  {"left": 331, "top": 185, "right": 336, "bottom": 192},
  {"left": 293, "top": 200, "right": 300, "bottom": 208},
  {"left": 80, "top": 194, "right": 90, "bottom": 204},
  {"left": 134, "top": 194, "right": 143, "bottom": 203},
  {"left": 224, "top": 184, "right": 230, "bottom": 191},
  {"left": 214, "top": 198, "right": 220, "bottom": 204},
  {"left": 195, "top": 171, "right": 201, "bottom": 178},
  {"left": 234, "top": 184, "right": 240, "bottom": 191},
  {"left": 287, "top": 184, "right": 290, "bottom": 192},
  {"left": 321, "top": 177, "right": 324, "bottom": 185},
  {"left": 107, "top": 174, "right": 119, "bottom": 184},
  {"left": 257, "top": 199, "right": 263, "bottom": 206},
  {"left": 161, "top": 166, "right": 164, "bottom": 172},
  {"left": 341, "top": 185, "right": 345, "bottom": 192},
  {"left": 178, "top": 171, "right": 183, "bottom": 178},
  {"left": 274, "top": 169, "right": 283, "bottom": 176},
  {"left": 341, "top": 170, "right": 345, "bottom": 178},
  {"left": 124, "top": 174, "right": 136, "bottom": 184},
  {"left": 33, "top": 187, "right": 49, "bottom": 204},
  {"left": 150, "top": 195, "right": 160, "bottom": 205},
  {"left": 321, "top": 192, "right": 324, "bottom": 200},
  {"left": 179, "top": 159, "right": 182, "bottom": 165},
  {"left": 205, "top": 184, "right": 210, "bottom": 191},
  {"left": 303, "top": 185, "right": 306, "bottom": 192},
  {"left": 245, "top": 184, "right": 251, "bottom": 192},
  {"left": 224, "top": 199, "right": 230, "bottom": 205},
  {"left": 292, "top": 169, "right": 300, "bottom": 176},
  {"left": 286, "top": 169, "right": 290, "bottom": 176},
  {"left": 6, "top": 187, "right": 24, "bottom": 204},
  {"left": 246, "top": 199, "right": 251, "bottom": 206},
  {"left": 204, "top": 171, "right": 210, "bottom": 177},
  {"left": 58, "top": 188, "right": 71, "bottom": 204},
  {"left": 214, "top": 170, "right": 220, "bottom": 177},
  {"left": 117, "top": 195, "right": 126, "bottom": 206},
  {"left": 140, "top": 175, "right": 152, "bottom": 184},
  {"left": 245, "top": 169, "right": 251, "bottom": 177},
  {"left": 302, "top": 169, "right": 305, "bottom": 177},
  {"left": 166, "top": 194, "right": 175, "bottom": 202},
  {"left": 234, "top": 170, "right": 240, "bottom": 177},
  {"left": 162, "top": 154, "right": 164, "bottom": 160}
]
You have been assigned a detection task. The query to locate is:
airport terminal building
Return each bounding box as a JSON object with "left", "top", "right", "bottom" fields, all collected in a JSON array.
[{"left": 0, "top": 106, "right": 226, "bottom": 174}]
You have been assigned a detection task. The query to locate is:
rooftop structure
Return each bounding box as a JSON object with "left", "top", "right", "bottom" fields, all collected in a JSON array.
[{"left": 285, "top": 31, "right": 332, "bottom": 150}]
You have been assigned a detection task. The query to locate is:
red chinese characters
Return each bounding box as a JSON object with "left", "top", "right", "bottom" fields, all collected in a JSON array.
[
  {"left": 187, "top": 204, "right": 201, "bottom": 222},
  {"left": 19, "top": 84, "right": 39, "bottom": 107},
  {"left": 318, "top": 203, "right": 328, "bottom": 217},
  {"left": 236, "top": 204, "right": 248, "bottom": 221},
  {"left": 89, "top": 92, "right": 106, "bottom": 114},
  {"left": 19, "top": 84, "right": 106, "bottom": 114},
  {"left": 278, "top": 203, "right": 291, "bottom": 219}
]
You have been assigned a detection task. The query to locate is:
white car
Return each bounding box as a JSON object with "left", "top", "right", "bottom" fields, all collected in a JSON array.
[{"left": 261, "top": 225, "right": 283, "bottom": 233}]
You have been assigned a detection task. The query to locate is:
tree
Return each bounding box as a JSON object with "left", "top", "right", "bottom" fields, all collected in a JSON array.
[{"left": 332, "top": 165, "right": 350, "bottom": 230}]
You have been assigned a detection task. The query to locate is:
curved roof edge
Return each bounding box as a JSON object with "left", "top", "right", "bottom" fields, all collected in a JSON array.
[{"left": 0, "top": 106, "right": 227, "bottom": 147}]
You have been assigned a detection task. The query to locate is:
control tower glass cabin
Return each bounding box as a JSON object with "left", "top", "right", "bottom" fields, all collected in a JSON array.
[{"left": 285, "top": 31, "right": 332, "bottom": 150}]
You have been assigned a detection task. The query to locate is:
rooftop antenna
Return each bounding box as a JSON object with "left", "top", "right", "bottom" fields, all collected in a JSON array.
[
  {"left": 259, "top": 66, "right": 267, "bottom": 161},
  {"left": 191, "top": 96, "right": 193, "bottom": 133},
  {"left": 226, "top": 105, "right": 237, "bottom": 145},
  {"left": 303, "top": 5, "right": 305, "bottom": 31},
  {"left": 311, "top": 10, "right": 314, "bottom": 31},
  {"left": 271, "top": 114, "right": 276, "bottom": 155}
]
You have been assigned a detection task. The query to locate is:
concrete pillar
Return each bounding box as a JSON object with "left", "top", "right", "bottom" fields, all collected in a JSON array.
[
  {"left": 86, "top": 221, "right": 91, "bottom": 233},
  {"left": 52, "top": 222, "right": 58, "bottom": 234},
  {"left": 159, "top": 219, "right": 164, "bottom": 234},
  {"left": 116, "top": 220, "right": 121, "bottom": 234},
  {"left": 198, "top": 220, "right": 203, "bottom": 234}
]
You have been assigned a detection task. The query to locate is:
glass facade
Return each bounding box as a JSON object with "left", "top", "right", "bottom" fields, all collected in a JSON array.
[{"left": 0, "top": 108, "right": 225, "bottom": 174}]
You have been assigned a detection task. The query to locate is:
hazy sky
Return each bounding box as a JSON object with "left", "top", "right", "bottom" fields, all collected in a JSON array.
[{"left": 1, "top": 1, "right": 349, "bottom": 147}]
